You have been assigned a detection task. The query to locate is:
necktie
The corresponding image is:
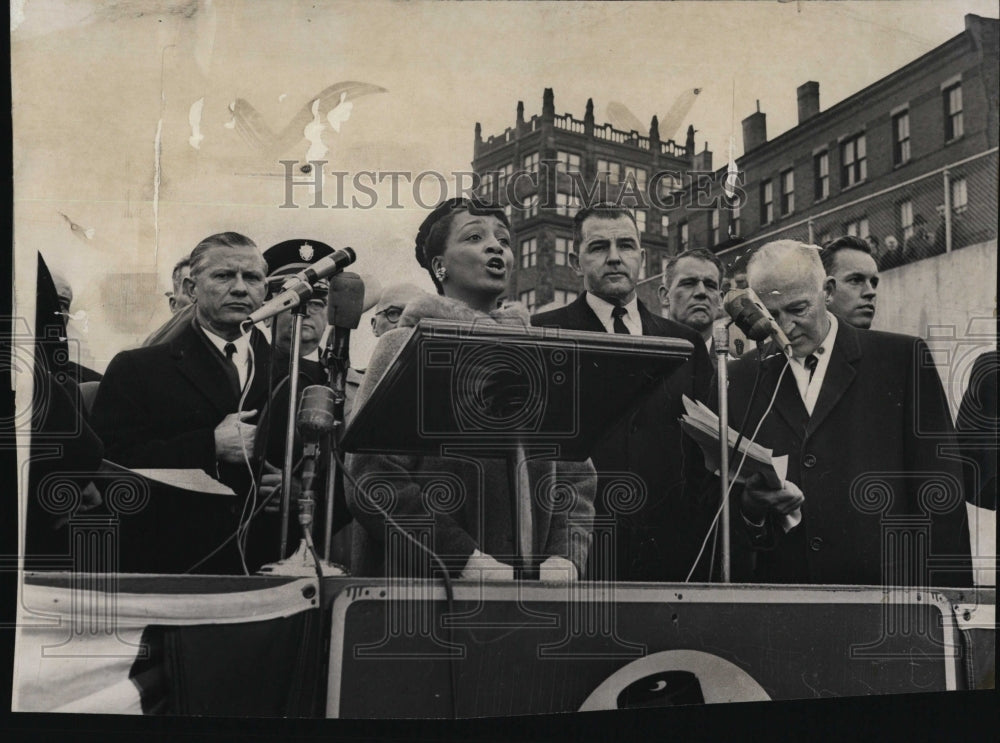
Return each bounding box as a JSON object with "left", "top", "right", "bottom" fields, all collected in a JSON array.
[
  {"left": 805, "top": 353, "right": 819, "bottom": 382},
  {"left": 223, "top": 342, "right": 241, "bottom": 391},
  {"left": 611, "top": 305, "right": 631, "bottom": 335}
]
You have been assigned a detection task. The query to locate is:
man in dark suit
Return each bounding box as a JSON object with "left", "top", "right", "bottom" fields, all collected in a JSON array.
[
  {"left": 532, "top": 204, "right": 716, "bottom": 581},
  {"left": 91, "top": 232, "right": 273, "bottom": 573},
  {"left": 730, "top": 240, "right": 972, "bottom": 586}
]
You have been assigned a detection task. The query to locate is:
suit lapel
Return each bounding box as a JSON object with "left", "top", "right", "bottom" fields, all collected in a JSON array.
[
  {"left": 806, "top": 323, "right": 861, "bottom": 436},
  {"left": 244, "top": 328, "right": 273, "bottom": 409},
  {"left": 762, "top": 353, "right": 809, "bottom": 434},
  {"left": 568, "top": 293, "right": 609, "bottom": 333},
  {"left": 171, "top": 323, "right": 239, "bottom": 418}
]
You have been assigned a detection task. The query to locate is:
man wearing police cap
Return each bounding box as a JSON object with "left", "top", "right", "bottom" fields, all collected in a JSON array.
[{"left": 253, "top": 239, "right": 353, "bottom": 564}]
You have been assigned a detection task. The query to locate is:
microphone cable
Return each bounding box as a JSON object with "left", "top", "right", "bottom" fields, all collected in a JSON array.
[
  {"left": 182, "top": 453, "right": 304, "bottom": 575},
  {"left": 333, "top": 447, "right": 460, "bottom": 720},
  {"left": 685, "top": 355, "right": 790, "bottom": 582}
]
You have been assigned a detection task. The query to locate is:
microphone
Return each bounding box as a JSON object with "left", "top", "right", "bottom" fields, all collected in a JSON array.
[
  {"left": 297, "top": 385, "right": 337, "bottom": 441},
  {"left": 326, "top": 272, "right": 367, "bottom": 330},
  {"left": 325, "top": 272, "right": 367, "bottom": 425},
  {"left": 248, "top": 247, "right": 357, "bottom": 324},
  {"left": 724, "top": 288, "right": 792, "bottom": 355}
]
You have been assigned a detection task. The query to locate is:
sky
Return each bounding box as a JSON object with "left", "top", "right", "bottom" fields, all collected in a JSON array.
[{"left": 11, "top": 0, "right": 999, "bottom": 369}]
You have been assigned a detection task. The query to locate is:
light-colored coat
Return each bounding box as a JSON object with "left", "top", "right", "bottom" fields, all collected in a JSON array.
[{"left": 346, "top": 295, "right": 597, "bottom": 577}]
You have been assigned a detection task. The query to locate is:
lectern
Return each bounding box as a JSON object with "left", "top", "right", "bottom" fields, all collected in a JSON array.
[{"left": 342, "top": 319, "right": 693, "bottom": 573}]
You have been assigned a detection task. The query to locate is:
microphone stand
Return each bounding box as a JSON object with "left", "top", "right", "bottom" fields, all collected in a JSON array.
[
  {"left": 713, "top": 319, "right": 732, "bottom": 583},
  {"left": 278, "top": 303, "right": 307, "bottom": 559},
  {"left": 322, "top": 330, "right": 348, "bottom": 561}
]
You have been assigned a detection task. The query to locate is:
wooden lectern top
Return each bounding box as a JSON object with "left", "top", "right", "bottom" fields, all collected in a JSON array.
[{"left": 342, "top": 319, "right": 693, "bottom": 460}]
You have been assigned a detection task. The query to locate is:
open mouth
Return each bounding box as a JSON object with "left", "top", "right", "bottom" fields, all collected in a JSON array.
[{"left": 485, "top": 258, "right": 507, "bottom": 274}]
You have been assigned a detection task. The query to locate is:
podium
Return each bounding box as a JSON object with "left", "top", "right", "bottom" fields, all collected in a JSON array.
[{"left": 342, "top": 319, "right": 693, "bottom": 570}]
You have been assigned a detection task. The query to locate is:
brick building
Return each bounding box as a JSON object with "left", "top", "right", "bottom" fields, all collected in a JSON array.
[
  {"left": 636, "top": 13, "right": 998, "bottom": 310},
  {"left": 472, "top": 89, "right": 706, "bottom": 311}
]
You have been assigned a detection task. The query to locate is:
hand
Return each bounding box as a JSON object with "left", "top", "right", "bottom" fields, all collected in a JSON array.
[
  {"left": 742, "top": 472, "right": 805, "bottom": 522},
  {"left": 538, "top": 555, "right": 578, "bottom": 583},
  {"left": 214, "top": 410, "right": 258, "bottom": 463},
  {"left": 260, "top": 461, "right": 282, "bottom": 512},
  {"left": 260, "top": 462, "right": 302, "bottom": 513},
  {"left": 460, "top": 549, "right": 514, "bottom": 582},
  {"left": 53, "top": 481, "right": 103, "bottom": 529}
]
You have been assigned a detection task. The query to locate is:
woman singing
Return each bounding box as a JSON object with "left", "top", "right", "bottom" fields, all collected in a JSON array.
[{"left": 346, "top": 198, "right": 596, "bottom": 581}]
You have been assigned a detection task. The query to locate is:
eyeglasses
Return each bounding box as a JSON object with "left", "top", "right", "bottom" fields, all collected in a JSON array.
[{"left": 374, "top": 306, "right": 403, "bottom": 323}]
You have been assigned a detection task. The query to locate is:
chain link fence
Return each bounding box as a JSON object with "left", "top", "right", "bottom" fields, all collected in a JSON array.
[{"left": 718, "top": 148, "right": 998, "bottom": 271}]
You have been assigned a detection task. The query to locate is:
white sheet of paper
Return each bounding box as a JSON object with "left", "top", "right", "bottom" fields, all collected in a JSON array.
[{"left": 131, "top": 469, "right": 236, "bottom": 497}]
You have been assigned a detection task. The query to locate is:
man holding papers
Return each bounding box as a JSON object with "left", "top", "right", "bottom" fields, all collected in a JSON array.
[{"left": 725, "top": 240, "right": 971, "bottom": 586}]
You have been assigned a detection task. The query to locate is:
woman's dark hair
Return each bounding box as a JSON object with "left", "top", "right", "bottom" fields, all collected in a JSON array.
[{"left": 414, "top": 197, "right": 511, "bottom": 294}]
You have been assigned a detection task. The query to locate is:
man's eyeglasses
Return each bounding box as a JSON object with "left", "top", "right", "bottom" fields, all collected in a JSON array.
[{"left": 374, "top": 306, "right": 403, "bottom": 323}]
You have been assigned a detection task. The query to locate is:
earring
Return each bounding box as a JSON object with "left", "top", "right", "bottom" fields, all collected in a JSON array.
[{"left": 435, "top": 266, "right": 447, "bottom": 282}]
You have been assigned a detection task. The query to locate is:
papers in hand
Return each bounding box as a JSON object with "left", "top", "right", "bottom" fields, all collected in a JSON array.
[
  {"left": 679, "top": 395, "right": 788, "bottom": 489},
  {"left": 100, "top": 461, "right": 236, "bottom": 497}
]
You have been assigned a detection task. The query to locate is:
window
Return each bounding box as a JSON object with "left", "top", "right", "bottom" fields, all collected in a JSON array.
[
  {"left": 950, "top": 177, "right": 968, "bottom": 213},
  {"left": 813, "top": 151, "right": 829, "bottom": 201},
  {"left": 555, "top": 191, "right": 581, "bottom": 217},
  {"left": 597, "top": 158, "right": 621, "bottom": 183},
  {"left": 780, "top": 169, "right": 794, "bottom": 216},
  {"left": 554, "top": 237, "right": 573, "bottom": 267},
  {"left": 708, "top": 209, "right": 720, "bottom": 247},
  {"left": 892, "top": 111, "right": 911, "bottom": 166},
  {"left": 944, "top": 83, "right": 963, "bottom": 141},
  {"left": 899, "top": 200, "right": 914, "bottom": 240},
  {"left": 519, "top": 237, "right": 537, "bottom": 269},
  {"left": 496, "top": 163, "right": 514, "bottom": 199},
  {"left": 634, "top": 209, "right": 646, "bottom": 233},
  {"left": 845, "top": 217, "right": 870, "bottom": 239},
  {"left": 478, "top": 173, "right": 493, "bottom": 200},
  {"left": 729, "top": 203, "right": 741, "bottom": 238},
  {"left": 660, "top": 214, "right": 670, "bottom": 235},
  {"left": 519, "top": 289, "right": 536, "bottom": 311},
  {"left": 760, "top": 179, "right": 773, "bottom": 225},
  {"left": 552, "top": 289, "right": 578, "bottom": 306},
  {"left": 522, "top": 152, "right": 540, "bottom": 174},
  {"left": 840, "top": 134, "right": 866, "bottom": 188},
  {"left": 658, "top": 173, "right": 683, "bottom": 198},
  {"left": 556, "top": 150, "right": 581, "bottom": 174},
  {"left": 523, "top": 194, "right": 539, "bottom": 219},
  {"left": 503, "top": 203, "right": 513, "bottom": 221},
  {"left": 623, "top": 165, "right": 648, "bottom": 191},
  {"left": 678, "top": 221, "right": 689, "bottom": 252}
]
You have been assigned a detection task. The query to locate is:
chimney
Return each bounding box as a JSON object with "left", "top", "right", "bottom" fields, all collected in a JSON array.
[
  {"left": 741, "top": 100, "right": 767, "bottom": 152},
  {"left": 516, "top": 101, "right": 525, "bottom": 127},
  {"left": 685, "top": 125, "right": 696, "bottom": 155},
  {"left": 693, "top": 142, "right": 713, "bottom": 172},
  {"left": 542, "top": 88, "right": 555, "bottom": 119},
  {"left": 797, "top": 81, "right": 820, "bottom": 124},
  {"left": 584, "top": 98, "right": 594, "bottom": 136}
]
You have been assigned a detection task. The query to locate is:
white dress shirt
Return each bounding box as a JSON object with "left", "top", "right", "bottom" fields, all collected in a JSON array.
[
  {"left": 199, "top": 324, "right": 252, "bottom": 390},
  {"left": 787, "top": 313, "right": 838, "bottom": 416},
  {"left": 585, "top": 293, "right": 643, "bottom": 335}
]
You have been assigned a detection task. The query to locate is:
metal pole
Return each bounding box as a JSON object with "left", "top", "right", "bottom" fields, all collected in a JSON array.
[
  {"left": 807, "top": 218, "right": 815, "bottom": 245},
  {"left": 943, "top": 169, "right": 953, "bottom": 253},
  {"left": 322, "top": 344, "right": 348, "bottom": 561},
  {"left": 713, "top": 320, "right": 731, "bottom": 583},
  {"left": 279, "top": 310, "right": 305, "bottom": 558}
]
